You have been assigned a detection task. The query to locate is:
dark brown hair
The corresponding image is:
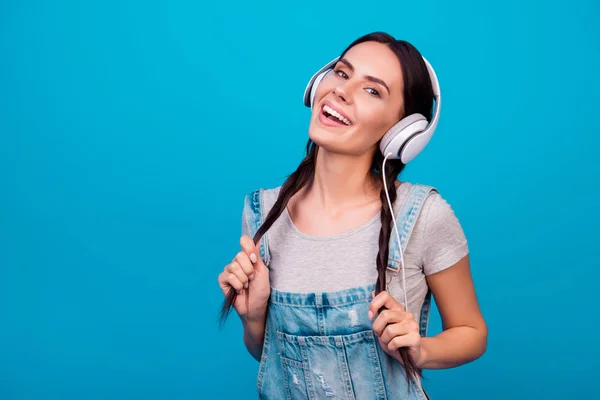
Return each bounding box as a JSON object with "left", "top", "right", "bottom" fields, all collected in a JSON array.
[{"left": 219, "top": 31, "right": 435, "bottom": 385}]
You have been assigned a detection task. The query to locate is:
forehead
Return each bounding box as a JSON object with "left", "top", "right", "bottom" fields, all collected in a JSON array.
[{"left": 343, "top": 41, "right": 403, "bottom": 91}]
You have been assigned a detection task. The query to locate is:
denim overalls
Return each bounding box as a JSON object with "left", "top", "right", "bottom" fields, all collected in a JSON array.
[{"left": 243, "top": 184, "right": 437, "bottom": 399}]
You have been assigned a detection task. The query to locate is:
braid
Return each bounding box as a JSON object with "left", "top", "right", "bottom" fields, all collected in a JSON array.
[
  {"left": 374, "top": 160, "right": 397, "bottom": 294},
  {"left": 218, "top": 140, "right": 317, "bottom": 325},
  {"left": 372, "top": 153, "right": 421, "bottom": 386}
]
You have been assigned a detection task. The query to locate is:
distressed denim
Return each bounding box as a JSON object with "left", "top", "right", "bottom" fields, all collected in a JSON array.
[{"left": 244, "top": 184, "right": 437, "bottom": 399}]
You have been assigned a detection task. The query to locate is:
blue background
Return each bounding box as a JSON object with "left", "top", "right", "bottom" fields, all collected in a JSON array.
[{"left": 1, "top": 0, "right": 598, "bottom": 398}]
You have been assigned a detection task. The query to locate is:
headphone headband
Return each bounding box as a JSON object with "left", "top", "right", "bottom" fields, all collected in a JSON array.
[{"left": 421, "top": 57, "right": 441, "bottom": 142}]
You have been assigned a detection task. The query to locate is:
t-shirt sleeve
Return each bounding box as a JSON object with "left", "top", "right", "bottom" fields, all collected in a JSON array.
[{"left": 421, "top": 193, "right": 469, "bottom": 276}]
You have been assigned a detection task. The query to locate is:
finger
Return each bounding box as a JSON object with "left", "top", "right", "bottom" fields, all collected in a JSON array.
[
  {"left": 226, "top": 262, "right": 250, "bottom": 289},
  {"left": 369, "top": 291, "right": 405, "bottom": 319},
  {"left": 369, "top": 291, "right": 406, "bottom": 321},
  {"left": 234, "top": 251, "right": 255, "bottom": 281},
  {"left": 380, "top": 321, "right": 416, "bottom": 344},
  {"left": 240, "top": 235, "right": 259, "bottom": 264},
  {"left": 387, "top": 332, "right": 420, "bottom": 352},
  {"left": 217, "top": 271, "right": 228, "bottom": 288},
  {"left": 372, "top": 311, "right": 415, "bottom": 337},
  {"left": 221, "top": 272, "right": 244, "bottom": 294},
  {"left": 371, "top": 309, "right": 404, "bottom": 336}
]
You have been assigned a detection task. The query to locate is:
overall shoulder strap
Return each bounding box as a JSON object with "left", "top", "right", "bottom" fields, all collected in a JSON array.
[
  {"left": 387, "top": 183, "right": 437, "bottom": 337},
  {"left": 243, "top": 188, "right": 272, "bottom": 267}
]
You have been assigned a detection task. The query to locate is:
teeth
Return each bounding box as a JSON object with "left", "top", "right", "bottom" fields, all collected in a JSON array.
[{"left": 323, "top": 105, "right": 351, "bottom": 126}]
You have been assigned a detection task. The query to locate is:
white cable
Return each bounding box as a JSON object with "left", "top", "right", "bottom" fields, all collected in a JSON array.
[{"left": 382, "top": 153, "right": 408, "bottom": 313}]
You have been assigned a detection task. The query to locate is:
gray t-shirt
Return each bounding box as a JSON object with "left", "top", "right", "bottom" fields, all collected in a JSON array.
[{"left": 241, "top": 182, "right": 469, "bottom": 319}]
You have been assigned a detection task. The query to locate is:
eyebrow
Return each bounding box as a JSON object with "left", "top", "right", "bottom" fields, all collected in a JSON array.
[{"left": 339, "top": 58, "right": 391, "bottom": 94}]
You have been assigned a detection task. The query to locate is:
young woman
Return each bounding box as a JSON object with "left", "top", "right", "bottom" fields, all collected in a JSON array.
[{"left": 218, "top": 31, "right": 487, "bottom": 399}]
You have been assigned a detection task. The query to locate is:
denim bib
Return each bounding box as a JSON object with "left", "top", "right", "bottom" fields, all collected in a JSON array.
[{"left": 244, "top": 184, "right": 437, "bottom": 399}]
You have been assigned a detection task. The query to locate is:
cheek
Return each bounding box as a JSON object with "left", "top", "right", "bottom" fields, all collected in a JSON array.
[
  {"left": 313, "top": 75, "right": 336, "bottom": 104},
  {"left": 356, "top": 104, "right": 395, "bottom": 142}
]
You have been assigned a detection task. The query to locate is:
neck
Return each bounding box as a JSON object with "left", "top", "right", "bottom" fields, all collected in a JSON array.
[{"left": 305, "top": 147, "right": 379, "bottom": 210}]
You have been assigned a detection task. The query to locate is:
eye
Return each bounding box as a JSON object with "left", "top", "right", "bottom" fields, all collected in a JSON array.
[
  {"left": 366, "top": 88, "right": 381, "bottom": 97},
  {"left": 334, "top": 69, "right": 349, "bottom": 79}
]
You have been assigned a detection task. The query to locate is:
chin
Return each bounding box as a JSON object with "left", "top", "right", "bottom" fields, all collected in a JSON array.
[
  {"left": 307, "top": 114, "right": 373, "bottom": 156},
  {"left": 308, "top": 124, "right": 337, "bottom": 150},
  {"left": 308, "top": 129, "right": 359, "bottom": 157}
]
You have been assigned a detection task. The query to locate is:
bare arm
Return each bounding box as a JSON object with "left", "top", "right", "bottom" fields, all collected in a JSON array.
[
  {"left": 418, "top": 254, "right": 488, "bottom": 369},
  {"left": 242, "top": 312, "right": 267, "bottom": 362}
]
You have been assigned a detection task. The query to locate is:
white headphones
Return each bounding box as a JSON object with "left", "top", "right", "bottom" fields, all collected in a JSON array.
[{"left": 303, "top": 56, "right": 441, "bottom": 164}]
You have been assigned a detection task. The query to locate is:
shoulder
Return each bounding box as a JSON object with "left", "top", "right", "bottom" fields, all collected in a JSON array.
[
  {"left": 241, "top": 185, "right": 282, "bottom": 236},
  {"left": 262, "top": 186, "right": 281, "bottom": 210},
  {"left": 394, "top": 181, "right": 458, "bottom": 224},
  {"left": 422, "top": 188, "right": 463, "bottom": 234},
  {"left": 242, "top": 186, "right": 282, "bottom": 215}
]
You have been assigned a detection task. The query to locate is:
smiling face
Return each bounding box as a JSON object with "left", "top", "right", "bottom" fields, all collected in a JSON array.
[{"left": 308, "top": 41, "right": 406, "bottom": 157}]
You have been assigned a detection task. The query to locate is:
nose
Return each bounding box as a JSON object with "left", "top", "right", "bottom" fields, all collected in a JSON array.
[
  {"left": 332, "top": 80, "right": 353, "bottom": 104},
  {"left": 332, "top": 86, "right": 349, "bottom": 103}
]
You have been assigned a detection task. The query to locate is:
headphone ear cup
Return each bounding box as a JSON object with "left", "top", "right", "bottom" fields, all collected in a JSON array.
[
  {"left": 379, "top": 114, "right": 428, "bottom": 160},
  {"left": 401, "top": 125, "right": 436, "bottom": 164},
  {"left": 307, "top": 70, "right": 330, "bottom": 108},
  {"left": 303, "top": 58, "right": 340, "bottom": 108}
]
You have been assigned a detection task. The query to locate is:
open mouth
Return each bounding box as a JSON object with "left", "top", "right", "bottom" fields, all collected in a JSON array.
[{"left": 321, "top": 104, "right": 352, "bottom": 126}]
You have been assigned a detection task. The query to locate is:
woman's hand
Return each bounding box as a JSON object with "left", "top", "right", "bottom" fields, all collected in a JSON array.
[
  {"left": 218, "top": 235, "right": 271, "bottom": 323},
  {"left": 369, "top": 291, "right": 423, "bottom": 367}
]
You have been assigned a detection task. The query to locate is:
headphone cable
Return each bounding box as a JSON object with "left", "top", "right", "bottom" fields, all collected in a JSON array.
[{"left": 382, "top": 153, "right": 409, "bottom": 313}]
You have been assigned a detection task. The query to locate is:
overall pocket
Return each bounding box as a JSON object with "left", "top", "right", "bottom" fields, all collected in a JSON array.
[
  {"left": 277, "top": 329, "right": 387, "bottom": 400},
  {"left": 280, "top": 353, "right": 310, "bottom": 400}
]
